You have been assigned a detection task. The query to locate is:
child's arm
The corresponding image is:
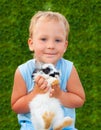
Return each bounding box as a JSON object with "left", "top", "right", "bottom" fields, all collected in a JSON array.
[
  {"left": 50, "top": 65, "right": 85, "bottom": 108},
  {"left": 11, "top": 68, "right": 49, "bottom": 114}
]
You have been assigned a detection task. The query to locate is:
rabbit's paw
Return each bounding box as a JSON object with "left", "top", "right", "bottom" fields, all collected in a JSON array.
[{"left": 42, "top": 111, "right": 55, "bottom": 129}]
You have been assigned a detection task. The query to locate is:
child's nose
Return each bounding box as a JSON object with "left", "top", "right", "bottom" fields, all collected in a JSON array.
[{"left": 47, "top": 41, "right": 54, "bottom": 49}]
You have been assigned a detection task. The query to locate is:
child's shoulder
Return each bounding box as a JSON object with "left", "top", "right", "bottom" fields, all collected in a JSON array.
[
  {"left": 17, "top": 59, "right": 35, "bottom": 71},
  {"left": 57, "top": 58, "right": 73, "bottom": 68},
  {"left": 18, "top": 59, "right": 35, "bottom": 67},
  {"left": 57, "top": 58, "right": 73, "bottom": 81},
  {"left": 17, "top": 59, "right": 35, "bottom": 75}
]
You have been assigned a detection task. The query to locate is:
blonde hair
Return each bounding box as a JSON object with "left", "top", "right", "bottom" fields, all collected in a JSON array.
[{"left": 29, "top": 11, "right": 70, "bottom": 40}]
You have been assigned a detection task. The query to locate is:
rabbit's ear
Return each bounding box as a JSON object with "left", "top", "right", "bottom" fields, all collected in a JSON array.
[{"left": 35, "top": 60, "right": 44, "bottom": 69}]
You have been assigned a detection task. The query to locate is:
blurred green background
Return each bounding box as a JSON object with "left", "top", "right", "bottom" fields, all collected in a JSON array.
[{"left": 0, "top": 0, "right": 100, "bottom": 129}]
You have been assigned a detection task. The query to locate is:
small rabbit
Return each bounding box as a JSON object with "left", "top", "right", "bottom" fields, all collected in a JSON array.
[{"left": 29, "top": 61, "right": 72, "bottom": 130}]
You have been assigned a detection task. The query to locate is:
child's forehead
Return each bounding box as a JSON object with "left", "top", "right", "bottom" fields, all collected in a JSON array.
[
  {"left": 34, "top": 12, "right": 66, "bottom": 25},
  {"left": 36, "top": 16, "right": 62, "bottom": 25},
  {"left": 29, "top": 12, "right": 70, "bottom": 40},
  {"left": 33, "top": 17, "right": 66, "bottom": 34}
]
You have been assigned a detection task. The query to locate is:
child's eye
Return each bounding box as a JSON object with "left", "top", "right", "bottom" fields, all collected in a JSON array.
[
  {"left": 55, "top": 39, "right": 61, "bottom": 43},
  {"left": 40, "top": 38, "right": 47, "bottom": 41}
]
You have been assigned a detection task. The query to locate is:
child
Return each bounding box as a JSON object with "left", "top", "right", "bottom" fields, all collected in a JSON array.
[{"left": 11, "top": 11, "right": 85, "bottom": 130}]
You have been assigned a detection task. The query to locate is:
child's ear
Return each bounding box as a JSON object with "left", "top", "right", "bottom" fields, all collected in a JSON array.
[
  {"left": 64, "top": 40, "right": 68, "bottom": 52},
  {"left": 65, "top": 40, "right": 68, "bottom": 48},
  {"left": 28, "top": 38, "right": 34, "bottom": 51}
]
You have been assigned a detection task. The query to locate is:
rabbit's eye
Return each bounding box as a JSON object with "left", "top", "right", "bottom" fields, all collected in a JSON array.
[{"left": 42, "top": 67, "right": 51, "bottom": 74}]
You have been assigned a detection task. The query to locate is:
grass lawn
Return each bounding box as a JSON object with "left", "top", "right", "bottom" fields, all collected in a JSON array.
[{"left": 0, "top": 0, "right": 100, "bottom": 129}]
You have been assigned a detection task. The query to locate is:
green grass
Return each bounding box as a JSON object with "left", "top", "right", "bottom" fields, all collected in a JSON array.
[{"left": 0, "top": 0, "right": 100, "bottom": 129}]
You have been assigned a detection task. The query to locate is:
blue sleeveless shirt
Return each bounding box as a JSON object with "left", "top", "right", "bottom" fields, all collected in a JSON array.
[{"left": 18, "top": 58, "right": 77, "bottom": 130}]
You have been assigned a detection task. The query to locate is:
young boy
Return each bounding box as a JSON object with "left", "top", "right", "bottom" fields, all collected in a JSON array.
[{"left": 11, "top": 11, "right": 85, "bottom": 130}]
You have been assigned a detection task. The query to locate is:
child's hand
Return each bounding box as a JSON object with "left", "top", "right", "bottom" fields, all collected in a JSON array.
[
  {"left": 33, "top": 76, "right": 49, "bottom": 94},
  {"left": 50, "top": 84, "right": 62, "bottom": 98}
]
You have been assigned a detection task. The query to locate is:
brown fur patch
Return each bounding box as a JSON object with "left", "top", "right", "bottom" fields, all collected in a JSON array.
[
  {"left": 54, "top": 118, "right": 73, "bottom": 130},
  {"left": 42, "top": 112, "right": 55, "bottom": 129},
  {"left": 51, "top": 80, "right": 59, "bottom": 86}
]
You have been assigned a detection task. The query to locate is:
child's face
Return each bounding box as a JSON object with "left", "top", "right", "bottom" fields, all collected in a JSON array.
[{"left": 28, "top": 19, "right": 68, "bottom": 65}]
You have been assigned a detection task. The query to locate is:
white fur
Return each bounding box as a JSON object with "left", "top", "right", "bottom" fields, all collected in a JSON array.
[{"left": 29, "top": 63, "right": 72, "bottom": 130}]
